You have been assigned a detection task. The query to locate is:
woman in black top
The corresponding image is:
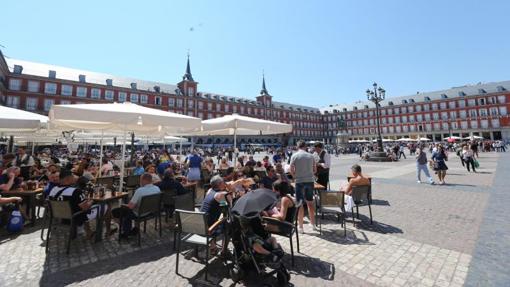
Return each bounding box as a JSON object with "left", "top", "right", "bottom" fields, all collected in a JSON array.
[{"left": 271, "top": 180, "right": 296, "bottom": 223}]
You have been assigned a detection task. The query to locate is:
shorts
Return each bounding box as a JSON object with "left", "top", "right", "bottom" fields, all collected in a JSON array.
[{"left": 295, "top": 182, "right": 314, "bottom": 203}]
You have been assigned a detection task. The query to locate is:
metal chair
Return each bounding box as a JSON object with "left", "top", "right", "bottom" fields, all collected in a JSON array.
[
  {"left": 174, "top": 209, "right": 223, "bottom": 281},
  {"left": 124, "top": 175, "right": 139, "bottom": 195},
  {"left": 119, "top": 193, "right": 162, "bottom": 246},
  {"left": 43, "top": 200, "right": 97, "bottom": 254},
  {"left": 314, "top": 190, "right": 347, "bottom": 236},
  {"left": 262, "top": 200, "right": 302, "bottom": 266},
  {"left": 161, "top": 189, "right": 177, "bottom": 222},
  {"left": 351, "top": 185, "right": 373, "bottom": 226}
]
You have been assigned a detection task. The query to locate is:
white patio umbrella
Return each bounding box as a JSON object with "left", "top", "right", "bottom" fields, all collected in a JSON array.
[
  {"left": 397, "top": 137, "right": 413, "bottom": 142},
  {"left": 462, "top": 136, "right": 483, "bottom": 140},
  {"left": 49, "top": 102, "right": 201, "bottom": 191},
  {"left": 418, "top": 137, "right": 431, "bottom": 141},
  {"left": 0, "top": 105, "right": 48, "bottom": 132},
  {"left": 193, "top": 113, "right": 292, "bottom": 151}
]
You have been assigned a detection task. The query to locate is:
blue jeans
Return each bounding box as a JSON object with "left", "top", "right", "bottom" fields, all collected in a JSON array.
[
  {"left": 416, "top": 163, "right": 432, "bottom": 182},
  {"left": 295, "top": 182, "right": 314, "bottom": 203}
]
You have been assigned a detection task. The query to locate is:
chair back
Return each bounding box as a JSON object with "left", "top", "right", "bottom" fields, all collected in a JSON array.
[
  {"left": 175, "top": 209, "right": 208, "bottom": 236},
  {"left": 96, "top": 176, "right": 115, "bottom": 189},
  {"left": 319, "top": 190, "right": 345, "bottom": 208},
  {"left": 47, "top": 200, "right": 73, "bottom": 220},
  {"left": 287, "top": 199, "right": 302, "bottom": 225},
  {"left": 125, "top": 175, "right": 139, "bottom": 188},
  {"left": 351, "top": 185, "right": 371, "bottom": 206},
  {"left": 161, "top": 189, "right": 177, "bottom": 205},
  {"left": 174, "top": 192, "right": 194, "bottom": 211},
  {"left": 254, "top": 170, "right": 267, "bottom": 179},
  {"left": 136, "top": 193, "right": 162, "bottom": 217}
]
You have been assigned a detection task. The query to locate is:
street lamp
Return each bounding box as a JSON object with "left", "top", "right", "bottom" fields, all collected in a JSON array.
[{"left": 366, "top": 82, "right": 385, "bottom": 152}]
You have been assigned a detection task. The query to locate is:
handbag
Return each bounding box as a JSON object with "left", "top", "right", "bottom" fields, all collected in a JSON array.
[
  {"left": 474, "top": 159, "right": 480, "bottom": 168},
  {"left": 6, "top": 209, "right": 24, "bottom": 233}
]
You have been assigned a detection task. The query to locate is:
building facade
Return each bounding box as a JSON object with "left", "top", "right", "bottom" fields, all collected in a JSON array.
[
  {"left": 0, "top": 51, "right": 323, "bottom": 145},
  {"left": 1, "top": 49, "right": 509, "bottom": 144},
  {"left": 321, "top": 82, "right": 510, "bottom": 142}
]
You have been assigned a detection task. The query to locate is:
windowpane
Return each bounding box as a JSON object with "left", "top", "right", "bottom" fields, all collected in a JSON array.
[
  {"left": 61, "top": 85, "right": 73, "bottom": 96},
  {"left": 76, "top": 87, "right": 87, "bottom": 97},
  {"left": 26, "top": 98, "right": 38, "bottom": 110},
  {"left": 28, "top": 81, "right": 40, "bottom": 92},
  {"left": 91, "top": 88, "right": 101, "bottom": 99},
  {"left": 9, "top": 79, "right": 22, "bottom": 91},
  {"left": 105, "top": 90, "right": 114, "bottom": 100},
  {"left": 44, "top": 83, "right": 57, "bottom": 94}
]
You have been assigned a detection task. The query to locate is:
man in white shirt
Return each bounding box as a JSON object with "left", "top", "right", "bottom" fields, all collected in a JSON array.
[{"left": 16, "top": 148, "right": 34, "bottom": 180}]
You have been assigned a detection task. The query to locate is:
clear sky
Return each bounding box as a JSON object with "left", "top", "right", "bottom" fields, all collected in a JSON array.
[{"left": 2, "top": 0, "right": 510, "bottom": 107}]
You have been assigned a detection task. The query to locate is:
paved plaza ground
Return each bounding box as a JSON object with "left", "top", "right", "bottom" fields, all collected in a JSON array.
[{"left": 1, "top": 150, "right": 509, "bottom": 286}]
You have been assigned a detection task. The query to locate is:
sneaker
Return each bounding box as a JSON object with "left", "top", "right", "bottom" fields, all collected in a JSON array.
[
  {"left": 430, "top": 181, "right": 435, "bottom": 185},
  {"left": 417, "top": 180, "right": 422, "bottom": 184},
  {"left": 312, "top": 225, "right": 319, "bottom": 232}
]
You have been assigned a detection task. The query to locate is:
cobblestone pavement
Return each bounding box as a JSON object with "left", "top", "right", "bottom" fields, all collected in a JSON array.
[{"left": 0, "top": 151, "right": 507, "bottom": 286}]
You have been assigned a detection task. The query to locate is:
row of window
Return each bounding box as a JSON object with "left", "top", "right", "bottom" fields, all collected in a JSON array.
[
  {"left": 349, "top": 119, "right": 501, "bottom": 135},
  {"left": 8, "top": 78, "right": 323, "bottom": 120},
  {"left": 346, "top": 107, "right": 508, "bottom": 127},
  {"left": 326, "top": 95, "right": 507, "bottom": 121}
]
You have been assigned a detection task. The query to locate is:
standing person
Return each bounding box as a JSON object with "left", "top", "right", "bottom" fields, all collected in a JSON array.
[
  {"left": 290, "top": 140, "right": 317, "bottom": 233},
  {"left": 313, "top": 142, "right": 331, "bottom": 189},
  {"left": 398, "top": 145, "right": 407, "bottom": 159},
  {"left": 16, "top": 148, "right": 34, "bottom": 180},
  {"left": 186, "top": 150, "right": 203, "bottom": 183},
  {"left": 432, "top": 145, "right": 449, "bottom": 185},
  {"left": 416, "top": 146, "right": 434, "bottom": 184},
  {"left": 462, "top": 146, "right": 476, "bottom": 172},
  {"left": 470, "top": 141, "right": 479, "bottom": 158}
]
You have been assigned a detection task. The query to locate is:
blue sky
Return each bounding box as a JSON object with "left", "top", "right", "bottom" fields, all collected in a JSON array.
[{"left": 2, "top": 0, "right": 510, "bottom": 107}]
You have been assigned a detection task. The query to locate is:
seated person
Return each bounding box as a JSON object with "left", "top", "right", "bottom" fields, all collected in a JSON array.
[
  {"left": 200, "top": 175, "right": 232, "bottom": 253},
  {"left": 240, "top": 216, "right": 283, "bottom": 262},
  {"left": 157, "top": 160, "right": 172, "bottom": 177},
  {"left": 269, "top": 180, "right": 296, "bottom": 222},
  {"left": 43, "top": 171, "right": 60, "bottom": 198},
  {"left": 156, "top": 169, "right": 187, "bottom": 195},
  {"left": 245, "top": 156, "right": 256, "bottom": 168},
  {"left": 112, "top": 173, "right": 161, "bottom": 237},
  {"left": 133, "top": 161, "right": 145, "bottom": 176},
  {"left": 48, "top": 169, "right": 113, "bottom": 239},
  {"left": 259, "top": 166, "right": 278, "bottom": 190},
  {"left": 100, "top": 158, "right": 113, "bottom": 176},
  {"left": 343, "top": 164, "right": 370, "bottom": 196},
  {"left": 145, "top": 164, "right": 161, "bottom": 184},
  {"left": 218, "top": 158, "right": 230, "bottom": 170},
  {"left": 0, "top": 167, "right": 22, "bottom": 192},
  {"left": 253, "top": 161, "right": 266, "bottom": 171}
]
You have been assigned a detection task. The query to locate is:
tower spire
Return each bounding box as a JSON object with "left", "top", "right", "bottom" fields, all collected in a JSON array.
[
  {"left": 183, "top": 52, "right": 194, "bottom": 81},
  {"left": 260, "top": 72, "right": 269, "bottom": 96}
]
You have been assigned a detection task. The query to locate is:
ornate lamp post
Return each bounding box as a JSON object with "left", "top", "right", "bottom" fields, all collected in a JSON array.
[{"left": 366, "top": 82, "right": 385, "bottom": 152}]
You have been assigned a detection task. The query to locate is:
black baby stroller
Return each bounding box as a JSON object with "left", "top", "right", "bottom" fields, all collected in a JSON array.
[{"left": 229, "top": 189, "right": 291, "bottom": 286}]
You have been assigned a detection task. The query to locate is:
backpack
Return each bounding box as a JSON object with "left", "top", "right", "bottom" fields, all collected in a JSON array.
[{"left": 6, "top": 209, "right": 24, "bottom": 233}]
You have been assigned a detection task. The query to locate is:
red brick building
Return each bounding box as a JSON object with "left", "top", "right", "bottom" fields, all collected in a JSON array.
[
  {"left": 0, "top": 51, "right": 323, "bottom": 145},
  {"left": 321, "top": 82, "right": 510, "bottom": 142}
]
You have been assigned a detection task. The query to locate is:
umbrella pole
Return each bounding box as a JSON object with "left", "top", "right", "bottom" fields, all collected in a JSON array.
[
  {"left": 180, "top": 140, "right": 183, "bottom": 156},
  {"left": 119, "top": 129, "right": 127, "bottom": 192},
  {"left": 98, "top": 130, "right": 104, "bottom": 179}
]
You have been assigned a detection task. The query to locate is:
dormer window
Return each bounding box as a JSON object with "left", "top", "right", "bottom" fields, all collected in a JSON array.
[
  {"left": 130, "top": 83, "right": 137, "bottom": 90},
  {"left": 13, "top": 65, "right": 23, "bottom": 74},
  {"left": 478, "top": 89, "right": 486, "bottom": 94},
  {"left": 458, "top": 91, "right": 466, "bottom": 96},
  {"left": 409, "top": 99, "right": 415, "bottom": 103},
  {"left": 353, "top": 106, "right": 358, "bottom": 110},
  {"left": 441, "top": 94, "right": 448, "bottom": 99},
  {"left": 154, "top": 86, "right": 160, "bottom": 93},
  {"left": 496, "top": 86, "right": 506, "bottom": 92},
  {"left": 402, "top": 100, "right": 408, "bottom": 104},
  {"left": 424, "top": 97, "right": 431, "bottom": 102},
  {"left": 106, "top": 79, "right": 113, "bottom": 86},
  {"left": 364, "top": 105, "right": 369, "bottom": 109},
  {"left": 343, "top": 108, "right": 347, "bottom": 112},
  {"left": 388, "top": 101, "right": 394, "bottom": 106},
  {"left": 78, "top": 74, "right": 86, "bottom": 83}
]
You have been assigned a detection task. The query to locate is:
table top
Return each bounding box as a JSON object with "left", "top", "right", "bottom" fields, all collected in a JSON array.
[
  {"left": 92, "top": 192, "right": 128, "bottom": 203},
  {"left": 290, "top": 182, "right": 326, "bottom": 190},
  {"left": 2, "top": 188, "right": 43, "bottom": 196}
]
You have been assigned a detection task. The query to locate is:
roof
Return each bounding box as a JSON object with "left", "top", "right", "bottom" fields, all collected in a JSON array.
[
  {"left": 5, "top": 57, "right": 321, "bottom": 113},
  {"left": 6, "top": 58, "right": 179, "bottom": 94},
  {"left": 321, "top": 80, "right": 510, "bottom": 113}
]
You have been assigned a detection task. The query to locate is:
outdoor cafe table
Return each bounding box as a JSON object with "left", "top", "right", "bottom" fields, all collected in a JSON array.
[
  {"left": 1, "top": 188, "right": 43, "bottom": 226},
  {"left": 290, "top": 182, "right": 326, "bottom": 191},
  {"left": 91, "top": 191, "right": 129, "bottom": 242}
]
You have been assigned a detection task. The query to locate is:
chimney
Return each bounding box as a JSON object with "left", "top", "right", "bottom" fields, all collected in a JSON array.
[
  {"left": 78, "top": 74, "right": 86, "bottom": 83},
  {"left": 48, "top": 70, "right": 56, "bottom": 79},
  {"left": 13, "top": 65, "right": 23, "bottom": 74},
  {"left": 106, "top": 79, "right": 113, "bottom": 86},
  {"left": 130, "top": 82, "right": 137, "bottom": 90}
]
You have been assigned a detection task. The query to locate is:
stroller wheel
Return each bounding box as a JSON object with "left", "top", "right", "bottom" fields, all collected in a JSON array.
[
  {"left": 229, "top": 266, "right": 244, "bottom": 282},
  {"left": 276, "top": 269, "right": 289, "bottom": 286}
]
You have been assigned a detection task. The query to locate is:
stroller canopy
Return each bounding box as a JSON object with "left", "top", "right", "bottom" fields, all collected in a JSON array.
[{"left": 232, "top": 188, "right": 277, "bottom": 217}]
